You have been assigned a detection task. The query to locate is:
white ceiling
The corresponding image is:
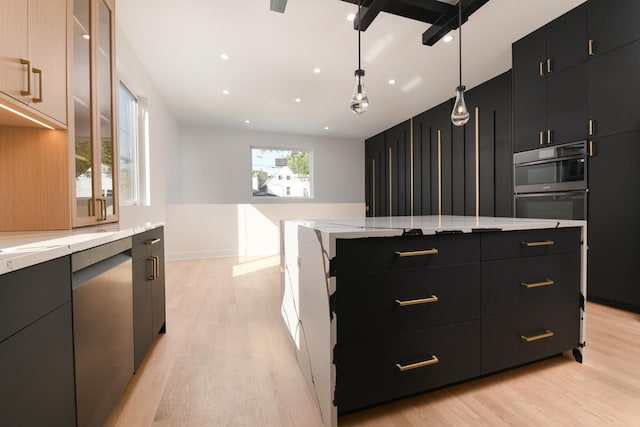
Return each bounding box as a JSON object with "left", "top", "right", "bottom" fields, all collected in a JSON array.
[{"left": 116, "top": 0, "right": 585, "bottom": 140}]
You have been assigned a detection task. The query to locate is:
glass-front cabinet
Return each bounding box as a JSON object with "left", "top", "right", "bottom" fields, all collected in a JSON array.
[{"left": 71, "top": 0, "right": 118, "bottom": 226}]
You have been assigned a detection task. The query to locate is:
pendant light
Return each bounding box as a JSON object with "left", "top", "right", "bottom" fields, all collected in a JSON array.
[
  {"left": 451, "top": 0, "right": 469, "bottom": 126},
  {"left": 350, "top": 0, "right": 369, "bottom": 114}
]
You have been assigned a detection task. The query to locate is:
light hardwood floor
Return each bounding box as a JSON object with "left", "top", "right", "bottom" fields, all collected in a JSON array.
[{"left": 107, "top": 256, "right": 640, "bottom": 426}]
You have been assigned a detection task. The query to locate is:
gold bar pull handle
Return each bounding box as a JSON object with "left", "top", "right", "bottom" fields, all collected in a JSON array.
[
  {"left": 20, "top": 58, "right": 31, "bottom": 96},
  {"left": 589, "top": 119, "right": 596, "bottom": 136},
  {"left": 588, "top": 39, "right": 594, "bottom": 56},
  {"left": 32, "top": 68, "right": 42, "bottom": 102},
  {"left": 396, "top": 355, "right": 439, "bottom": 372},
  {"left": 521, "top": 240, "right": 555, "bottom": 247},
  {"left": 547, "top": 129, "right": 552, "bottom": 144},
  {"left": 395, "top": 295, "right": 439, "bottom": 307},
  {"left": 521, "top": 330, "right": 554, "bottom": 342},
  {"left": 547, "top": 58, "right": 552, "bottom": 73},
  {"left": 589, "top": 140, "right": 595, "bottom": 157},
  {"left": 153, "top": 256, "right": 160, "bottom": 279},
  {"left": 147, "top": 257, "right": 156, "bottom": 280},
  {"left": 101, "top": 198, "right": 107, "bottom": 220},
  {"left": 539, "top": 131, "right": 544, "bottom": 145},
  {"left": 95, "top": 199, "right": 103, "bottom": 222},
  {"left": 395, "top": 248, "right": 439, "bottom": 257},
  {"left": 145, "top": 238, "right": 161, "bottom": 246},
  {"left": 539, "top": 62, "right": 544, "bottom": 76},
  {"left": 521, "top": 279, "right": 555, "bottom": 289}
]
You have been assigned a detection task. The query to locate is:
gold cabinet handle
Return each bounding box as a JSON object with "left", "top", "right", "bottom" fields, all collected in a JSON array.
[
  {"left": 145, "top": 238, "right": 161, "bottom": 246},
  {"left": 547, "top": 129, "right": 552, "bottom": 144},
  {"left": 101, "top": 198, "right": 107, "bottom": 220},
  {"left": 539, "top": 62, "right": 544, "bottom": 76},
  {"left": 396, "top": 355, "right": 439, "bottom": 372},
  {"left": 20, "top": 58, "right": 31, "bottom": 95},
  {"left": 589, "top": 140, "right": 595, "bottom": 157},
  {"left": 521, "top": 240, "right": 555, "bottom": 247},
  {"left": 395, "top": 295, "right": 439, "bottom": 307},
  {"left": 153, "top": 256, "right": 159, "bottom": 279},
  {"left": 589, "top": 119, "right": 596, "bottom": 136},
  {"left": 395, "top": 248, "right": 439, "bottom": 257},
  {"left": 539, "top": 131, "right": 544, "bottom": 145},
  {"left": 95, "top": 199, "right": 103, "bottom": 222},
  {"left": 588, "top": 39, "right": 594, "bottom": 56},
  {"left": 521, "top": 279, "right": 554, "bottom": 289},
  {"left": 147, "top": 256, "right": 156, "bottom": 280},
  {"left": 32, "top": 68, "right": 42, "bottom": 102},
  {"left": 521, "top": 330, "right": 554, "bottom": 342},
  {"left": 547, "top": 58, "right": 552, "bottom": 73}
]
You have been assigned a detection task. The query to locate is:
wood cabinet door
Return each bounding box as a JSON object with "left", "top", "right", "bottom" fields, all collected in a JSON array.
[
  {"left": 588, "top": 40, "right": 640, "bottom": 138},
  {"left": 0, "top": 0, "right": 28, "bottom": 102},
  {"left": 546, "top": 63, "right": 587, "bottom": 146},
  {"left": 588, "top": 0, "right": 640, "bottom": 57},
  {"left": 588, "top": 130, "right": 640, "bottom": 309},
  {"left": 513, "top": 79, "right": 547, "bottom": 153}
]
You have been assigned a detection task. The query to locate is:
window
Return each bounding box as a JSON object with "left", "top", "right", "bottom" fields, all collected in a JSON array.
[
  {"left": 118, "top": 82, "right": 149, "bottom": 205},
  {"left": 251, "top": 147, "right": 312, "bottom": 198}
]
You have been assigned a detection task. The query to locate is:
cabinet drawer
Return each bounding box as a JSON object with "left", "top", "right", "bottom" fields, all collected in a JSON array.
[
  {"left": 0, "top": 256, "right": 71, "bottom": 342},
  {"left": 132, "top": 227, "right": 164, "bottom": 261},
  {"left": 337, "top": 263, "right": 480, "bottom": 343},
  {"left": 336, "top": 233, "right": 480, "bottom": 275},
  {"left": 481, "top": 301, "right": 580, "bottom": 374},
  {"left": 483, "top": 252, "right": 580, "bottom": 317},
  {"left": 481, "top": 227, "right": 581, "bottom": 261},
  {"left": 335, "top": 320, "right": 481, "bottom": 413}
]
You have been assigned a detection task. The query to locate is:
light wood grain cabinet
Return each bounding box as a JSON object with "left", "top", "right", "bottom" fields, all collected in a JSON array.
[{"left": 0, "top": 0, "right": 67, "bottom": 127}]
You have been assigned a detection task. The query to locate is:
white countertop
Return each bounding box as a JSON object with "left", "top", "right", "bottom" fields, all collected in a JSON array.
[
  {"left": 287, "top": 215, "right": 586, "bottom": 239},
  {"left": 0, "top": 222, "right": 163, "bottom": 275}
]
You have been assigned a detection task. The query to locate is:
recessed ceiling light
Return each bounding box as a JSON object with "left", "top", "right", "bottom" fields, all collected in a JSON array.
[
  {"left": 244, "top": 119, "right": 250, "bottom": 124},
  {"left": 295, "top": 98, "right": 302, "bottom": 103},
  {"left": 443, "top": 34, "right": 454, "bottom": 43},
  {"left": 82, "top": 34, "right": 90, "bottom": 40},
  {"left": 220, "top": 53, "right": 229, "bottom": 60},
  {"left": 388, "top": 79, "right": 396, "bottom": 85},
  {"left": 222, "top": 90, "right": 230, "bottom": 95},
  {"left": 324, "top": 126, "right": 329, "bottom": 130},
  {"left": 347, "top": 13, "right": 356, "bottom": 22},
  {"left": 313, "top": 67, "right": 322, "bottom": 74}
]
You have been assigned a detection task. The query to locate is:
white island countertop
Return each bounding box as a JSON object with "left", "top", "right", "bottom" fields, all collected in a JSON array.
[{"left": 0, "top": 222, "right": 163, "bottom": 276}]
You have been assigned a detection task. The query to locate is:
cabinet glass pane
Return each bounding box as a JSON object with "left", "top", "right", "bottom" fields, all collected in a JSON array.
[
  {"left": 73, "top": 0, "right": 93, "bottom": 218},
  {"left": 98, "top": 0, "right": 114, "bottom": 216}
]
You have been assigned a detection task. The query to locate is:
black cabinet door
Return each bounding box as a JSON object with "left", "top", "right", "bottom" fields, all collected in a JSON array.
[
  {"left": 386, "top": 121, "right": 411, "bottom": 216},
  {"left": 365, "top": 132, "right": 386, "bottom": 217},
  {"left": 546, "top": 63, "right": 587, "bottom": 145},
  {"left": 513, "top": 79, "right": 547, "bottom": 153},
  {"left": 413, "top": 110, "right": 433, "bottom": 216},
  {"left": 0, "top": 303, "right": 76, "bottom": 427},
  {"left": 588, "top": 40, "right": 640, "bottom": 138},
  {"left": 451, "top": 125, "right": 465, "bottom": 216},
  {"left": 588, "top": 130, "right": 640, "bottom": 311},
  {"left": 512, "top": 28, "right": 546, "bottom": 89},
  {"left": 493, "top": 72, "right": 514, "bottom": 218},
  {"left": 546, "top": 5, "right": 587, "bottom": 74},
  {"left": 430, "top": 101, "right": 452, "bottom": 215},
  {"left": 588, "top": 0, "right": 640, "bottom": 57}
]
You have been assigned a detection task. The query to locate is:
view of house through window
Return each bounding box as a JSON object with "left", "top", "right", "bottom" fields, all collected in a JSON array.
[{"left": 251, "top": 147, "right": 312, "bottom": 198}]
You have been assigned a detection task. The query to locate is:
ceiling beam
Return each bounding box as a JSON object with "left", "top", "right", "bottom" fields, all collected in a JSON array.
[
  {"left": 354, "top": 0, "right": 392, "bottom": 31},
  {"left": 270, "top": 0, "right": 287, "bottom": 13},
  {"left": 421, "top": 0, "right": 489, "bottom": 46},
  {"left": 341, "top": 0, "right": 455, "bottom": 24}
]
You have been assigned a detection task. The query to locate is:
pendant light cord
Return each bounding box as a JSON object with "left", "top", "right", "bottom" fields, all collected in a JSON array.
[
  {"left": 357, "top": 0, "right": 362, "bottom": 72},
  {"left": 458, "top": 0, "right": 462, "bottom": 87}
]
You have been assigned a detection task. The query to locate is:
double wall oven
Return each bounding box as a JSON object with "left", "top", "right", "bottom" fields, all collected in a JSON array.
[{"left": 514, "top": 141, "right": 587, "bottom": 220}]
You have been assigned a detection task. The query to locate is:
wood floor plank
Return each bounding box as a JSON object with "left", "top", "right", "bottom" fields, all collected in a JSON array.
[{"left": 106, "top": 257, "right": 640, "bottom": 427}]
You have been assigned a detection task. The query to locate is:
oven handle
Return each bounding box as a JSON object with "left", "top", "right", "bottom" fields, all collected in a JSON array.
[
  {"left": 514, "top": 190, "right": 586, "bottom": 198},
  {"left": 514, "top": 153, "right": 586, "bottom": 168}
]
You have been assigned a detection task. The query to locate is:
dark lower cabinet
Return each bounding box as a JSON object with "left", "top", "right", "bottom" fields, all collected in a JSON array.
[
  {"left": 365, "top": 131, "right": 386, "bottom": 217},
  {"left": 132, "top": 227, "right": 167, "bottom": 371},
  {"left": 386, "top": 120, "right": 412, "bottom": 216},
  {"left": 588, "top": 130, "right": 640, "bottom": 311}
]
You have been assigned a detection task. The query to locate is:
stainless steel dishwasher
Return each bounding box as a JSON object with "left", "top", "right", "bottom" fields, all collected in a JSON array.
[{"left": 72, "top": 237, "right": 133, "bottom": 427}]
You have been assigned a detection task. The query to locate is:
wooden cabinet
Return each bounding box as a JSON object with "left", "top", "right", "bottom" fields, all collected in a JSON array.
[
  {"left": 0, "top": 0, "right": 67, "bottom": 127},
  {"left": 513, "top": 5, "right": 588, "bottom": 152},
  {"left": 132, "top": 227, "right": 166, "bottom": 371},
  {"left": 587, "top": 0, "right": 640, "bottom": 58},
  {"left": 333, "top": 227, "right": 582, "bottom": 414},
  {"left": 0, "top": 257, "right": 76, "bottom": 427},
  {"left": 364, "top": 132, "right": 386, "bottom": 217},
  {"left": 588, "top": 130, "right": 640, "bottom": 311},
  {"left": 71, "top": 0, "right": 119, "bottom": 227}
]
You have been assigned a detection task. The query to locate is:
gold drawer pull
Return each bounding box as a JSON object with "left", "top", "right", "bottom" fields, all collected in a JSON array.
[
  {"left": 521, "top": 330, "right": 554, "bottom": 342},
  {"left": 396, "top": 355, "right": 439, "bottom": 372},
  {"left": 521, "top": 240, "right": 554, "bottom": 248},
  {"left": 145, "top": 238, "right": 161, "bottom": 245},
  {"left": 395, "top": 295, "right": 439, "bottom": 307},
  {"left": 395, "top": 248, "right": 438, "bottom": 257},
  {"left": 521, "top": 279, "right": 554, "bottom": 289}
]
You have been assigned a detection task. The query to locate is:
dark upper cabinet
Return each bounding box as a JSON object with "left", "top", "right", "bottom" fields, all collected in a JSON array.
[
  {"left": 588, "top": 39, "right": 640, "bottom": 138},
  {"left": 587, "top": 130, "right": 640, "bottom": 310},
  {"left": 386, "top": 120, "right": 412, "bottom": 216},
  {"left": 464, "top": 71, "right": 513, "bottom": 217},
  {"left": 512, "top": 4, "right": 587, "bottom": 89},
  {"left": 365, "top": 132, "right": 386, "bottom": 217},
  {"left": 587, "top": 0, "right": 640, "bottom": 57},
  {"left": 412, "top": 110, "right": 432, "bottom": 216}
]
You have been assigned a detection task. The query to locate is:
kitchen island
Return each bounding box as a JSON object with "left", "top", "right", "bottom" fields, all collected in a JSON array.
[{"left": 281, "top": 216, "right": 586, "bottom": 427}]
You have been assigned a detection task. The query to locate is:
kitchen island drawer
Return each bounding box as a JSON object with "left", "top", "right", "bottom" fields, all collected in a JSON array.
[
  {"left": 335, "top": 320, "right": 481, "bottom": 413},
  {"left": 481, "top": 227, "right": 581, "bottom": 261},
  {"left": 481, "top": 300, "right": 580, "bottom": 374},
  {"left": 336, "top": 233, "right": 480, "bottom": 275},
  {"left": 0, "top": 256, "right": 71, "bottom": 342},
  {"left": 337, "top": 263, "right": 480, "bottom": 343},
  {"left": 132, "top": 226, "right": 164, "bottom": 261},
  {"left": 482, "top": 252, "right": 580, "bottom": 316}
]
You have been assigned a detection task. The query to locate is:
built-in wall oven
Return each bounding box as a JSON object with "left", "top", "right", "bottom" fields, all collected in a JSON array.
[{"left": 514, "top": 141, "right": 587, "bottom": 220}]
